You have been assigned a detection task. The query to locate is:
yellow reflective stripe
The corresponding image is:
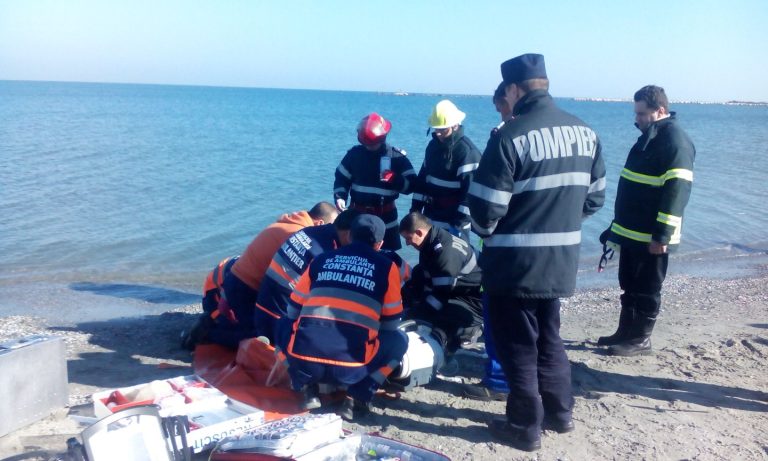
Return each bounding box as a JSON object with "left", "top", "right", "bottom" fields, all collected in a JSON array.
[
  {"left": 621, "top": 168, "right": 693, "bottom": 187},
  {"left": 611, "top": 222, "right": 652, "bottom": 243},
  {"left": 663, "top": 168, "right": 693, "bottom": 183},
  {"left": 620, "top": 168, "right": 664, "bottom": 187},
  {"left": 657, "top": 212, "right": 682, "bottom": 227}
]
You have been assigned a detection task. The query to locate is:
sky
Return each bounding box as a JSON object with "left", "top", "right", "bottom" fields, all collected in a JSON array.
[{"left": 1, "top": 0, "right": 767, "bottom": 102}]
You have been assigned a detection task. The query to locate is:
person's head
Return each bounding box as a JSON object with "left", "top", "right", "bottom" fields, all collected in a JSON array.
[
  {"left": 357, "top": 113, "right": 391, "bottom": 151},
  {"left": 308, "top": 201, "right": 338, "bottom": 225},
  {"left": 500, "top": 53, "right": 549, "bottom": 111},
  {"left": 428, "top": 100, "right": 466, "bottom": 143},
  {"left": 350, "top": 214, "right": 386, "bottom": 250},
  {"left": 333, "top": 209, "right": 360, "bottom": 246},
  {"left": 633, "top": 85, "right": 670, "bottom": 132},
  {"left": 399, "top": 211, "right": 432, "bottom": 250},
  {"left": 493, "top": 81, "right": 513, "bottom": 121}
]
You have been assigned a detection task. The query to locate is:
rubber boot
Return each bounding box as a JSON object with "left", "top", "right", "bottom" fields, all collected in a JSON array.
[
  {"left": 609, "top": 313, "right": 656, "bottom": 356},
  {"left": 597, "top": 294, "right": 635, "bottom": 346}
]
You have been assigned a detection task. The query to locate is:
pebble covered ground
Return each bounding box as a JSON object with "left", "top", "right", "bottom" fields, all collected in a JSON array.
[{"left": 1, "top": 269, "right": 767, "bottom": 460}]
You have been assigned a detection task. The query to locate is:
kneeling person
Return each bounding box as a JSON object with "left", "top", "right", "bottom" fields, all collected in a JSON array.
[
  {"left": 399, "top": 212, "right": 483, "bottom": 358},
  {"left": 277, "top": 215, "right": 408, "bottom": 421},
  {"left": 255, "top": 209, "right": 359, "bottom": 343}
]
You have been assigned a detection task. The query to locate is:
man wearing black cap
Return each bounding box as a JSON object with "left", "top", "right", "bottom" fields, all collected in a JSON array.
[
  {"left": 468, "top": 53, "right": 606, "bottom": 451},
  {"left": 276, "top": 214, "right": 408, "bottom": 421}
]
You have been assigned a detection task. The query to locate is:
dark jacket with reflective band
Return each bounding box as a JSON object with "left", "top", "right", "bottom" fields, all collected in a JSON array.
[
  {"left": 468, "top": 90, "right": 606, "bottom": 298},
  {"left": 416, "top": 227, "right": 481, "bottom": 309},
  {"left": 411, "top": 126, "right": 482, "bottom": 227},
  {"left": 202, "top": 256, "right": 238, "bottom": 313},
  {"left": 256, "top": 224, "right": 340, "bottom": 319},
  {"left": 608, "top": 114, "right": 695, "bottom": 248},
  {"left": 285, "top": 242, "right": 403, "bottom": 367},
  {"left": 334, "top": 144, "right": 416, "bottom": 207}
]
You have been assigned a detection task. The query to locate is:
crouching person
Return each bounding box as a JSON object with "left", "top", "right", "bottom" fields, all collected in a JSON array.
[
  {"left": 275, "top": 214, "right": 408, "bottom": 421},
  {"left": 399, "top": 212, "right": 483, "bottom": 368}
]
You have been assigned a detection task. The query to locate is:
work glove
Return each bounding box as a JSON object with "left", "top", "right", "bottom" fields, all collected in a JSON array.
[
  {"left": 217, "top": 297, "right": 238, "bottom": 324},
  {"left": 335, "top": 198, "right": 347, "bottom": 212}
]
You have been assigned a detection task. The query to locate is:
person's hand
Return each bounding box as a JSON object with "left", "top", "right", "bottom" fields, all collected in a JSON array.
[
  {"left": 335, "top": 198, "right": 347, "bottom": 211},
  {"left": 217, "top": 297, "right": 238, "bottom": 323},
  {"left": 648, "top": 240, "right": 668, "bottom": 254}
]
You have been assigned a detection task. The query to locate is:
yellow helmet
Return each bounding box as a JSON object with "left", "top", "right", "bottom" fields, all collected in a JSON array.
[{"left": 428, "top": 100, "right": 466, "bottom": 129}]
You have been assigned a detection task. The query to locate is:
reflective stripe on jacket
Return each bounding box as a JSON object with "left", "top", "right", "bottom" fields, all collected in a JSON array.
[
  {"left": 411, "top": 126, "right": 482, "bottom": 227},
  {"left": 468, "top": 90, "right": 606, "bottom": 298},
  {"left": 256, "top": 224, "right": 339, "bottom": 319},
  {"left": 285, "top": 242, "right": 403, "bottom": 367},
  {"left": 609, "top": 114, "right": 695, "bottom": 247},
  {"left": 334, "top": 144, "right": 416, "bottom": 207}
]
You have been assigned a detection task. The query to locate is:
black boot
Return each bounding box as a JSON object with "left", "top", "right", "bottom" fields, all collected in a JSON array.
[
  {"left": 609, "top": 312, "right": 656, "bottom": 356},
  {"left": 597, "top": 294, "right": 635, "bottom": 346}
]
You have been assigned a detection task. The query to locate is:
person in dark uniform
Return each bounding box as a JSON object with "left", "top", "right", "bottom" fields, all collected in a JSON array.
[
  {"left": 254, "top": 209, "right": 359, "bottom": 344},
  {"left": 276, "top": 214, "right": 408, "bottom": 421},
  {"left": 399, "top": 212, "right": 483, "bottom": 361},
  {"left": 411, "top": 100, "right": 482, "bottom": 241},
  {"left": 597, "top": 85, "right": 695, "bottom": 357},
  {"left": 334, "top": 113, "right": 416, "bottom": 250},
  {"left": 468, "top": 53, "right": 606, "bottom": 451}
]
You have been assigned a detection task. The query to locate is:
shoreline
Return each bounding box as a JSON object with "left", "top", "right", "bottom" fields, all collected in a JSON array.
[
  {"left": 1, "top": 259, "right": 767, "bottom": 460},
  {"left": 1, "top": 245, "right": 766, "bottom": 324}
]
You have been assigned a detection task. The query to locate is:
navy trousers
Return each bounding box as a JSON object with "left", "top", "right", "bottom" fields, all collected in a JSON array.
[
  {"left": 282, "top": 329, "right": 408, "bottom": 403},
  {"left": 618, "top": 245, "right": 669, "bottom": 316},
  {"left": 207, "top": 274, "right": 258, "bottom": 349},
  {"left": 487, "top": 296, "right": 573, "bottom": 440}
]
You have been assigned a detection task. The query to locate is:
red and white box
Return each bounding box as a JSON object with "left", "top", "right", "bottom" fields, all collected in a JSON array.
[{"left": 92, "top": 375, "right": 265, "bottom": 453}]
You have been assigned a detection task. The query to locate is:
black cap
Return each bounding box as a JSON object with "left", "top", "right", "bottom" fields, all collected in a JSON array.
[
  {"left": 351, "top": 214, "right": 385, "bottom": 244},
  {"left": 501, "top": 53, "right": 547, "bottom": 84}
]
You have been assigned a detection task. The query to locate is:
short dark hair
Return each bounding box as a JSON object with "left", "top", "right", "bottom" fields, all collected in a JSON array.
[
  {"left": 308, "top": 201, "right": 338, "bottom": 222},
  {"left": 333, "top": 209, "right": 359, "bottom": 230},
  {"left": 493, "top": 82, "right": 506, "bottom": 103},
  {"left": 399, "top": 211, "right": 432, "bottom": 233},
  {"left": 634, "top": 85, "right": 668, "bottom": 111},
  {"left": 517, "top": 78, "right": 549, "bottom": 92}
]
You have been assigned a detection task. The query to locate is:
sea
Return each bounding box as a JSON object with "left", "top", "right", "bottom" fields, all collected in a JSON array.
[{"left": 1, "top": 80, "right": 767, "bottom": 323}]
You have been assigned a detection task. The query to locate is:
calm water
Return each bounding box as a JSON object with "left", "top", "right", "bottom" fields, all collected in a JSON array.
[{"left": 1, "top": 81, "right": 766, "bottom": 320}]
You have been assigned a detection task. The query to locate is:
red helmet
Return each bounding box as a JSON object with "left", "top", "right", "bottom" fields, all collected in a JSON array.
[{"left": 357, "top": 113, "right": 391, "bottom": 146}]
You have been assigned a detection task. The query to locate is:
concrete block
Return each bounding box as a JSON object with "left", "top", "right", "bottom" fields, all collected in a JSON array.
[{"left": 0, "top": 335, "right": 69, "bottom": 437}]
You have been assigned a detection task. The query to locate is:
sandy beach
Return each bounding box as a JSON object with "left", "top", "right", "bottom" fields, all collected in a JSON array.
[{"left": 1, "top": 262, "right": 767, "bottom": 461}]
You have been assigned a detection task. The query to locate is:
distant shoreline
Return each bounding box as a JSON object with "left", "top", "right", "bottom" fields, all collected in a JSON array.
[
  {"left": 3, "top": 80, "right": 766, "bottom": 105},
  {"left": 572, "top": 96, "right": 768, "bottom": 106}
]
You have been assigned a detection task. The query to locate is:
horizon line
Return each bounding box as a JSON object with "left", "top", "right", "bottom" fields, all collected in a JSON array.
[{"left": 1, "top": 78, "right": 765, "bottom": 105}]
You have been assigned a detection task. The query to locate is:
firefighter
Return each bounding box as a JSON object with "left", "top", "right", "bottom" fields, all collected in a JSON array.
[
  {"left": 598, "top": 85, "right": 695, "bottom": 357},
  {"left": 411, "top": 100, "right": 481, "bottom": 241},
  {"left": 276, "top": 214, "right": 408, "bottom": 421},
  {"left": 334, "top": 113, "right": 416, "bottom": 250},
  {"left": 468, "top": 53, "right": 606, "bottom": 450},
  {"left": 399, "top": 211, "right": 483, "bottom": 365}
]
